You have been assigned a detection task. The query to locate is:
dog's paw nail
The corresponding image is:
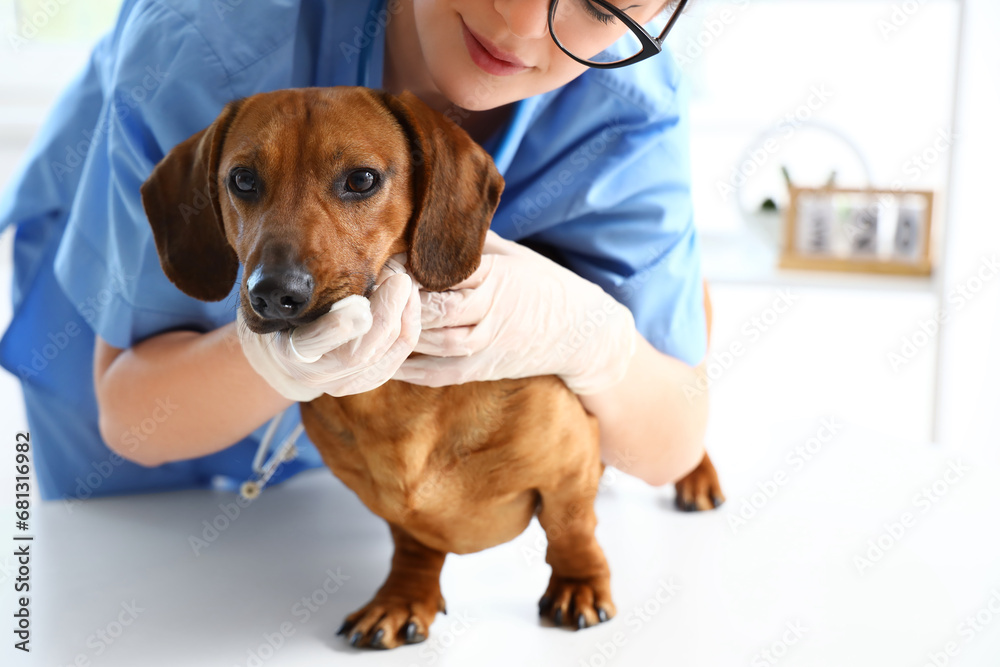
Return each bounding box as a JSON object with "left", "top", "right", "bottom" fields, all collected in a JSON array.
[
  {"left": 577, "top": 613, "right": 587, "bottom": 629},
  {"left": 370, "top": 628, "right": 387, "bottom": 649},
  {"left": 404, "top": 621, "right": 427, "bottom": 644},
  {"left": 712, "top": 495, "right": 725, "bottom": 508},
  {"left": 538, "top": 596, "right": 551, "bottom": 614},
  {"left": 336, "top": 620, "right": 350, "bottom": 636},
  {"left": 597, "top": 608, "right": 609, "bottom": 623},
  {"left": 349, "top": 631, "right": 363, "bottom": 647},
  {"left": 553, "top": 609, "right": 563, "bottom": 626}
]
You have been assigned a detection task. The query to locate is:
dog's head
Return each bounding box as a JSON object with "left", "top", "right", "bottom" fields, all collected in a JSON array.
[{"left": 140, "top": 87, "right": 504, "bottom": 334}]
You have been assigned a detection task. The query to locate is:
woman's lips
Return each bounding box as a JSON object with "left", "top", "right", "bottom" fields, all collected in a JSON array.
[{"left": 462, "top": 22, "right": 529, "bottom": 76}]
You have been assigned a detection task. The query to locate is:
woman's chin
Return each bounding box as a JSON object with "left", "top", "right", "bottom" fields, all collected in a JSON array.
[{"left": 428, "top": 64, "right": 523, "bottom": 111}]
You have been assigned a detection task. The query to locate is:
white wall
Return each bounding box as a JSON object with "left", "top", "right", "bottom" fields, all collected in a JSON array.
[
  {"left": 674, "top": 0, "right": 960, "bottom": 237},
  {"left": 674, "top": 0, "right": 961, "bottom": 444},
  {"left": 935, "top": 0, "right": 1000, "bottom": 448}
]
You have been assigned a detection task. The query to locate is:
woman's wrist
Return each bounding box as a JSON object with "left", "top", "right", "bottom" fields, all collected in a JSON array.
[
  {"left": 558, "top": 286, "right": 638, "bottom": 396},
  {"left": 578, "top": 334, "right": 708, "bottom": 487}
]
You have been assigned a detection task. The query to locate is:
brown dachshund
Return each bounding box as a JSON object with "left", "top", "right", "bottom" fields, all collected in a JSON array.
[{"left": 140, "top": 87, "right": 723, "bottom": 650}]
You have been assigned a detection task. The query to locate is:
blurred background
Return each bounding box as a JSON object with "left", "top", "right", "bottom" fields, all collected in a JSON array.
[{"left": 0, "top": 1, "right": 998, "bottom": 665}]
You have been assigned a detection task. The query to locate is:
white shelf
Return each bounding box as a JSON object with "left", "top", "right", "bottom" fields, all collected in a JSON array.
[{"left": 700, "top": 229, "right": 936, "bottom": 293}]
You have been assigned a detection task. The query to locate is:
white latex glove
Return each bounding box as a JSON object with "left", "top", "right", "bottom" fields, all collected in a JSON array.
[
  {"left": 391, "top": 231, "right": 637, "bottom": 395},
  {"left": 237, "top": 255, "right": 421, "bottom": 401}
]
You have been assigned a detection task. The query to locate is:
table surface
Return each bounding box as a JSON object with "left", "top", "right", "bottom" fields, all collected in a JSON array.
[{"left": 3, "top": 417, "right": 1000, "bottom": 667}]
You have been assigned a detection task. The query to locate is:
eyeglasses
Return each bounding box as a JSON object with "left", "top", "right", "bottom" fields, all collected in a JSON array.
[{"left": 548, "top": 0, "right": 689, "bottom": 69}]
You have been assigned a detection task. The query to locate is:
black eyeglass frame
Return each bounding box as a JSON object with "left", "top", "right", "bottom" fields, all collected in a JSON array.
[{"left": 548, "top": 0, "right": 690, "bottom": 69}]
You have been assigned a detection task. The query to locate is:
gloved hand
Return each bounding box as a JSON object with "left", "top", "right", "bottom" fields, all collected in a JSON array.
[
  {"left": 237, "top": 255, "right": 421, "bottom": 401},
  {"left": 391, "top": 231, "right": 637, "bottom": 395}
]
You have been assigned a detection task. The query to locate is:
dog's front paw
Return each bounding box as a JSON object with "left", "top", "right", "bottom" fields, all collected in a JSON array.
[
  {"left": 337, "top": 593, "right": 446, "bottom": 650},
  {"left": 674, "top": 452, "right": 725, "bottom": 512},
  {"left": 538, "top": 575, "right": 615, "bottom": 630}
]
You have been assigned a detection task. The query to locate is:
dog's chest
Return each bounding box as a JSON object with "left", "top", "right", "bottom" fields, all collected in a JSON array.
[
  {"left": 363, "top": 442, "right": 467, "bottom": 519},
  {"left": 300, "top": 385, "right": 539, "bottom": 552},
  {"left": 350, "top": 440, "right": 536, "bottom": 553}
]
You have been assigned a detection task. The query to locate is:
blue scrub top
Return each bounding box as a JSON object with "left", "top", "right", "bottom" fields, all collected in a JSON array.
[{"left": 0, "top": 0, "right": 706, "bottom": 501}]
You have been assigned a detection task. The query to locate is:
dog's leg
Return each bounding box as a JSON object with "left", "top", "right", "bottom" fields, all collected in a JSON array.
[
  {"left": 675, "top": 282, "right": 726, "bottom": 511},
  {"left": 674, "top": 452, "right": 726, "bottom": 512},
  {"left": 537, "top": 482, "right": 615, "bottom": 630},
  {"left": 338, "top": 524, "right": 447, "bottom": 650}
]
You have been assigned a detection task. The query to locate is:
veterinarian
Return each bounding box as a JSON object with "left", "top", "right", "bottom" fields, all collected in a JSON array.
[{"left": 0, "top": 0, "right": 708, "bottom": 501}]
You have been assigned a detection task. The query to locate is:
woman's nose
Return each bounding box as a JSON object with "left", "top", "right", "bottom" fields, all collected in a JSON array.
[{"left": 494, "top": 0, "right": 550, "bottom": 40}]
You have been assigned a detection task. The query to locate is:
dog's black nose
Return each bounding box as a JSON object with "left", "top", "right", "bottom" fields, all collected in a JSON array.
[{"left": 247, "top": 264, "right": 314, "bottom": 320}]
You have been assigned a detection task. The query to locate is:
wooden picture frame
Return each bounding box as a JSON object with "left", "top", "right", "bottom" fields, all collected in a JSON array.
[{"left": 780, "top": 186, "right": 934, "bottom": 276}]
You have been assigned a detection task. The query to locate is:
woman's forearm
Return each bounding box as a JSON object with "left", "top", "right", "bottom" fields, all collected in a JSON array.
[
  {"left": 93, "top": 318, "right": 705, "bottom": 478},
  {"left": 578, "top": 330, "right": 708, "bottom": 487},
  {"left": 93, "top": 322, "right": 295, "bottom": 467}
]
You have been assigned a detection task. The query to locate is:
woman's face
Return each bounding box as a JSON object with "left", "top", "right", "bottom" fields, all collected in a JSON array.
[{"left": 409, "top": 0, "right": 664, "bottom": 111}]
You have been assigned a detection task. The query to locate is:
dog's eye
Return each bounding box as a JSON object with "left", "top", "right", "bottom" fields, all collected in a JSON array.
[
  {"left": 345, "top": 169, "right": 377, "bottom": 193},
  {"left": 231, "top": 168, "right": 257, "bottom": 194}
]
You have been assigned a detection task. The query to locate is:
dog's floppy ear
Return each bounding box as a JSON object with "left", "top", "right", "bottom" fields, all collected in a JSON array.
[
  {"left": 380, "top": 90, "right": 505, "bottom": 291},
  {"left": 140, "top": 100, "right": 243, "bottom": 302}
]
